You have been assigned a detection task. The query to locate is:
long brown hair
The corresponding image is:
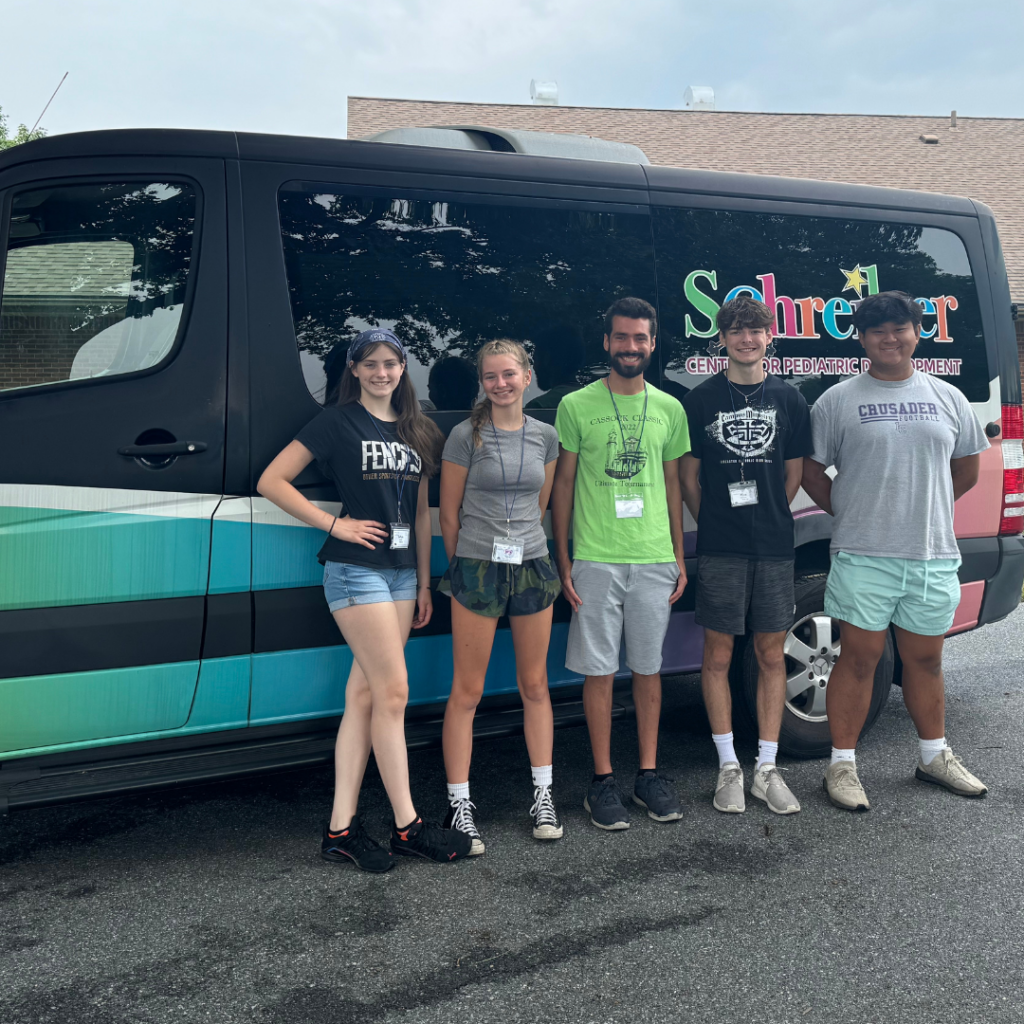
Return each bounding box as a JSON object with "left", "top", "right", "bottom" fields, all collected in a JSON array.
[
  {"left": 469, "top": 339, "right": 532, "bottom": 448},
  {"left": 338, "top": 341, "right": 443, "bottom": 476}
]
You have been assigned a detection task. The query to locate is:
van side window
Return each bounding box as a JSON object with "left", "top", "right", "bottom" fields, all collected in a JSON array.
[
  {"left": 0, "top": 182, "right": 196, "bottom": 392},
  {"left": 277, "top": 184, "right": 657, "bottom": 411},
  {"left": 654, "top": 207, "right": 990, "bottom": 403}
]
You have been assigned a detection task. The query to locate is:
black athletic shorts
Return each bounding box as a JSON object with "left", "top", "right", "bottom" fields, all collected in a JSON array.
[{"left": 695, "top": 556, "right": 795, "bottom": 635}]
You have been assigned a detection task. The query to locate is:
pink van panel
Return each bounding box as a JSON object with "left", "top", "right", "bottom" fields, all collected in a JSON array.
[
  {"left": 953, "top": 441, "right": 1001, "bottom": 538},
  {"left": 947, "top": 580, "right": 984, "bottom": 635}
]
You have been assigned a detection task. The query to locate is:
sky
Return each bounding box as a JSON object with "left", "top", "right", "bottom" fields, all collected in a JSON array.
[{"left": 1, "top": 0, "right": 1023, "bottom": 141}]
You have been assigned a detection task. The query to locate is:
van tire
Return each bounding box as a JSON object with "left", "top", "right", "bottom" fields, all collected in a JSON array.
[{"left": 727, "top": 573, "right": 893, "bottom": 759}]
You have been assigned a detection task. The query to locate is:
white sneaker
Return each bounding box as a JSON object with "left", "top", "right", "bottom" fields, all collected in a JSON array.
[
  {"left": 751, "top": 764, "right": 800, "bottom": 815},
  {"left": 915, "top": 747, "right": 988, "bottom": 797},
  {"left": 713, "top": 762, "right": 745, "bottom": 813},
  {"left": 823, "top": 761, "right": 870, "bottom": 812}
]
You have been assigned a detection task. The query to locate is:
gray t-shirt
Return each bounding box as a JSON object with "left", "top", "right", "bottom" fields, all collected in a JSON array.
[
  {"left": 442, "top": 415, "right": 560, "bottom": 560},
  {"left": 810, "top": 371, "right": 989, "bottom": 561}
]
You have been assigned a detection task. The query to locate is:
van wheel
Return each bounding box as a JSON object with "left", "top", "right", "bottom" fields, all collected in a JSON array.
[{"left": 728, "top": 573, "right": 893, "bottom": 759}]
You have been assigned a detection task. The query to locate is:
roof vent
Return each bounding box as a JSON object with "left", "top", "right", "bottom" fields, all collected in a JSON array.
[
  {"left": 530, "top": 80, "right": 558, "bottom": 105},
  {"left": 683, "top": 86, "right": 715, "bottom": 111},
  {"left": 920, "top": 134, "right": 939, "bottom": 144}
]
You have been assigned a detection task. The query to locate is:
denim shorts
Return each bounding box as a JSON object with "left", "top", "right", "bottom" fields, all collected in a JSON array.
[
  {"left": 323, "top": 561, "right": 418, "bottom": 613},
  {"left": 824, "top": 551, "right": 961, "bottom": 636}
]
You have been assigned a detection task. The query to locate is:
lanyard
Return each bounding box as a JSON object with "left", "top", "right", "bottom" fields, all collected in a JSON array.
[
  {"left": 724, "top": 372, "right": 766, "bottom": 482},
  {"left": 605, "top": 379, "right": 648, "bottom": 457},
  {"left": 361, "top": 405, "right": 411, "bottom": 523},
  {"left": 490, "top": 417, "right": 526, "bottom": 536}
]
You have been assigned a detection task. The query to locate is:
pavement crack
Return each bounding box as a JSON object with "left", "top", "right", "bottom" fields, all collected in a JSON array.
[{"left": 271, "top": 905, "right": 719, "bottom": 1023}]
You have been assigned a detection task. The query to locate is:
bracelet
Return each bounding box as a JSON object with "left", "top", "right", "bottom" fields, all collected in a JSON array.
[{"left": 327, "top": 515, "right": 337, "bottom": 536}]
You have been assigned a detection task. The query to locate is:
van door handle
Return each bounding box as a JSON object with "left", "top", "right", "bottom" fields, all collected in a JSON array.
[{"left": 118, "top": 441, "right": 208, "bottom": 457}]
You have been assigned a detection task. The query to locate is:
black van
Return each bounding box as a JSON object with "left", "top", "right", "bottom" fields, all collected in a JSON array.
[{"left": 1, "top": 128, "right": 1021, "bottom": 811}]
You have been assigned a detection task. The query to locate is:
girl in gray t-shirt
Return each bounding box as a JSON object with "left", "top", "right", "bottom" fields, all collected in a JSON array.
[{"left": 437, "top": 340, "right": 563, "bottom": 853}]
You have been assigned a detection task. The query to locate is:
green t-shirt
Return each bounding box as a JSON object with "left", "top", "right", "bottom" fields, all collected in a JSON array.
[{"left": 555, "top": 379, "right": 690, "bottom": 564}]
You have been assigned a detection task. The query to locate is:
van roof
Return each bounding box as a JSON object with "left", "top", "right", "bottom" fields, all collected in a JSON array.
[{"left": 0, "top": 127, "right": 981, "bottom": 219}]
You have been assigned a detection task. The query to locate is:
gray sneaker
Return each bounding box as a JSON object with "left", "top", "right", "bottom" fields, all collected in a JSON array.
[
  {"left": 751, "top": 764, "right": 801, "bottom": 815},
  {"left": 915, "top": 747, "right": 988, "bottom": 797},
  {"left": 713, "top": 762, "right": 745, "bottom": 813},
  {"left": 823, "top": 761, "right": 870, "bottom": 812},
  {"left": 633, "top": 771, "right": 683, "bottom": 822},
  {"left": 584, "top": 777, "right": 630, "bottom": 830}
]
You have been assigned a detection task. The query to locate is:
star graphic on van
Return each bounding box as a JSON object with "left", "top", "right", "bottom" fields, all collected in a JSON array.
[{"left": 841, "top": 265, "right": 868, "bottom": 296}]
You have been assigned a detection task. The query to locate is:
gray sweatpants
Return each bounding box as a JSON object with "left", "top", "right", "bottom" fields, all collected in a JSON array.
[{"left": 565, "top": 560, "right": 680, "bottom": 676}]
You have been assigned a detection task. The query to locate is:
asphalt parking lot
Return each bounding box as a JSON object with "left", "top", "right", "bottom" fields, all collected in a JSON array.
[{"left": 3, "top": 608, "right": 1024, "bottom": 1024}]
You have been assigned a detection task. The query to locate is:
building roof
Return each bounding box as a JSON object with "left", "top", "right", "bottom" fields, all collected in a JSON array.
[{"left": 348, "top": 96, "right": 1024, "bottom": 298}]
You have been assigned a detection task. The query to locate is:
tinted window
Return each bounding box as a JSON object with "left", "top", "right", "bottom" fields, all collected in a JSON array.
[
  {"left": 0, "top": 182, "right": 196, "bottom": 392},
  {"left": 654, "top": 207, "right": 989, "bottom": 403},
  {"left": 278, "top": 184, "right": 658, "bottom": 410}
]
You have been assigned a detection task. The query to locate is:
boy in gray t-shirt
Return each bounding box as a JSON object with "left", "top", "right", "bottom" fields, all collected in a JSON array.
[{"left": 803, "top": 292, "right": 989, "bottom": 812}]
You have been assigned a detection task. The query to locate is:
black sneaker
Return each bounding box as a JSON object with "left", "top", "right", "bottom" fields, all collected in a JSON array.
[
  {"left": 633, "top": 771, "right": 683, "bottom": 822},
  {"left": 584, "top": 776, "right": 630, "bottom": 830},
  {"left": 530, "top": 784, "right": 564, "bottom": 840},
  {"left": 390, "top": 816, "right": 472, "bottom": 863},
  {"left": 321, "top": 818, "right": 394, "bottom": 873},
  {"left": 442, "top": 798, "right": 485, "bottom": 856}
]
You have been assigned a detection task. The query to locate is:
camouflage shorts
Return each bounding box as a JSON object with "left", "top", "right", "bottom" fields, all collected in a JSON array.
[{"left": 438, "top": 553, "right": 561, "bottom": 618}]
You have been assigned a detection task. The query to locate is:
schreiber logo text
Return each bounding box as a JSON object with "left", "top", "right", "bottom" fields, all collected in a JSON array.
[
  {"left": 683, "top": 265, "right": 959, "bottom": 343},
  {"left": 684, "top": 356, "right": 964, "bottom": 377}
]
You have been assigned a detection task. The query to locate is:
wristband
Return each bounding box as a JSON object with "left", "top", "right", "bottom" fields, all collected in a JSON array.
[{"left": 328, "top": 516, "right": 337, "bottom": 536}]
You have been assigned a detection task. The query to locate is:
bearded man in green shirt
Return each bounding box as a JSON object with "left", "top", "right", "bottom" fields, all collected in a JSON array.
[{"left": 551, "top": 296, "right": 690, "bottom": 831}]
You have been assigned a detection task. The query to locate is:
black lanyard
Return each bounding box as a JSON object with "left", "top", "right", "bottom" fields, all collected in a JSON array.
[
  {"left": 605, "top": 379, "right": 648, "bottom": 457},
  {"left": 361, "top": 405, "right": 411, "bottom": 523},
  {"left": 490, "top": 417, "right": 526, "bottom": 536},
  {"left": 724, "top": 372, "right": 766, "bottom": 482}
]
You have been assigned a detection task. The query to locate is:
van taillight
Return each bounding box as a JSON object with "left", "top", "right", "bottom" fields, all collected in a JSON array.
[{"left": 1000, "top": 404, "right": 1024, "bottom": 535}]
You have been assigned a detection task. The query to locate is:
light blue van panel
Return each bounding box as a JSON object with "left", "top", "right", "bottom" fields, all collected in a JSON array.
[{"left": 0, "top": 661, "right": 200, "bottom": 754}]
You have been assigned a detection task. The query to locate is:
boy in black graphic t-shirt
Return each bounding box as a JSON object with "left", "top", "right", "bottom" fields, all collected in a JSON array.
[{"left": 680, "top": 296, "right": 812, "bottom": 817}]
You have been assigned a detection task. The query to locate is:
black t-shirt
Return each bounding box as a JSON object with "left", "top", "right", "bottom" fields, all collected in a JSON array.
[
  {"left": 295, "top": 403, "right": 423, "bottom": 569},
  {"left": 683, "top": 373, "right": 812, "bottom": 560}
]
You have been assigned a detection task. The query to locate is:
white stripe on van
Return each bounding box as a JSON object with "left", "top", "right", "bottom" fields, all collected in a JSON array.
[
  {"left": 0, "top": 484, "right": 220, "bottom": 519},
  {"left": 251, "top": 496, "right": 341, "bottom": 528}
]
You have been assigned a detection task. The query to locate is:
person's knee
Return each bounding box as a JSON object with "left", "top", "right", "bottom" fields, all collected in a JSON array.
[
  {"left": 703, "top": 636, "right": 734, "bottom": 675},
  {"left": 448, "top": 675, "right": 484, "bottom": 713},
  {"left": 840, "top": 644, "right": 885, "bottom": 681},
  {"left": 903, "top": 650, "right": 943, "bottom": 678},
  {"left": 346, "top": 679, "right": 373, "bottom": 712},
  {"left": 371, "top": 674, "right": 409, "bottom": 715},
  {"left": 518, "top": 672, "right": 550, "bottom": 705},
  {"left": 753, "top": 635, "right": 785, "bottom": 674}
]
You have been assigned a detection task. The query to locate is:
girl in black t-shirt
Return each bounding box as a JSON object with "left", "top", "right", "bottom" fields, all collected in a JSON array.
[{"left": 257, "top": 329, "right": 471, "bottom": 871}]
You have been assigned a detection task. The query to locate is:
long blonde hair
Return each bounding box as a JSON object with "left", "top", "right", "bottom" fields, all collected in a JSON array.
[{"left": 470, "top": 339, "right": 532, "bottom": 448}]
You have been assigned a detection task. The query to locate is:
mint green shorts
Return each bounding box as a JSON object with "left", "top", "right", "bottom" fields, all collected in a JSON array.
[{"left": 824, "top": 551, "right": 962, "bottom": 636}]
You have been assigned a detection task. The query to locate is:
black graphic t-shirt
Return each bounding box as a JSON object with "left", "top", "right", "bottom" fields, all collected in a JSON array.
[
  {"left": 683, "top": 373, "right": 812, "bottom": 560},
  {"left": 295, "top": 403, "right": 423, "bottom": 569}
]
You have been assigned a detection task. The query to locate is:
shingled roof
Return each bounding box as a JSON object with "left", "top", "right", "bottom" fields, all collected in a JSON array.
[{"left": 348, "top": 97, "right": 1024, "bottom": 301}]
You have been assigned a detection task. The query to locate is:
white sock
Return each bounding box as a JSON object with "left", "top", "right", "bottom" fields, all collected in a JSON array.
[
  {"left": 447, "top": 781, "right": 469, "bottom": 803},
  {"left": 712, "top": 731, "right": 738, "bottom": 768},
  {"left": 756, "top": 739, "right": 779, "bottom": 771},
  {"left": 919, "top": 737, "right": 947, "bottom": 766},
  {"left": 531, "top": 764, "right": 553, "bottom": 788},
  {"left": 830, "top": 747, "right": 856, "bottom": 765}
]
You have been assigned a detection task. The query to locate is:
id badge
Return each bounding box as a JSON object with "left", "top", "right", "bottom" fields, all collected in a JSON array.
[
  {"left": 492, "top": 535, "right": 525, "bottom": 564},
  {"left": 390, "top": 522, "right": 411, "bottom": 549},
  {"left": 728, "top": 480, "right": 759, "bottom": 507},
  {"left": 614, "top": 493, "right": 644, "bottom": 519}
]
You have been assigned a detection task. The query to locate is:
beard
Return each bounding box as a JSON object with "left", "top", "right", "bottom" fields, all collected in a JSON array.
[{"left": 610, "top": 351, "right": 651, "bottom": 378}]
